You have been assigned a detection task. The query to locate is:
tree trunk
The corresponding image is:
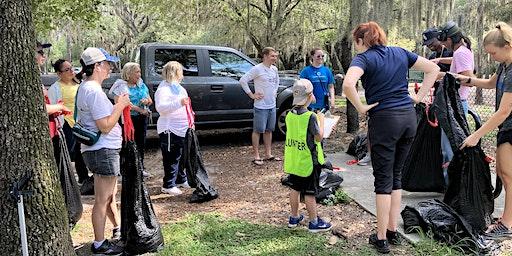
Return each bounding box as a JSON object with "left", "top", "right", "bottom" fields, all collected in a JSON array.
[
  {"left": 340, "top": 0, "right": 366, "bottom": 134},
  {"left": 0, "top": 0, "right": 74, "bottom": 255}
]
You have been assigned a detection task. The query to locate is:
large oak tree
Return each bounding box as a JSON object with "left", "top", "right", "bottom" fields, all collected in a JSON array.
[{"left": 0, "top": 0, "right": 74, "bottom": 254}]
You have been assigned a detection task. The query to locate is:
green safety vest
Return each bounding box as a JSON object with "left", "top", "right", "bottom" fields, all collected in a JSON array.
[{"left": 284, "top": 111, "right": 325, "bottom": 177}]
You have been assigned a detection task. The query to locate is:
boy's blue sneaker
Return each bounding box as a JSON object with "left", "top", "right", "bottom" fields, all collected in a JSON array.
[
  {"left": 288, "top": 214, "right": 304, "bottom": 228},
  {"left": 308, "top": 217, "right": 332, "bottom": 233}
]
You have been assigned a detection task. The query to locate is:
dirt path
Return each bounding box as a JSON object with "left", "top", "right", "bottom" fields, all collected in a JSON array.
[{"left": 72, "top": 108, "right": 415, "bottom": 255}]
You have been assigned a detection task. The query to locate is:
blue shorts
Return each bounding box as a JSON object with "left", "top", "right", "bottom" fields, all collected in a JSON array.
[
  {"left": 253, "top": 107, "right": 276, "bottom": 133},
  {"left": 82, "top": 148, "right": 121, "bottom": 176}
]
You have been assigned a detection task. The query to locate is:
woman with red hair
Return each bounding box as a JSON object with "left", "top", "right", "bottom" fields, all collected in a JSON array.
[{"left": 343, "top": 21, "right": 440, "bottom": 253}]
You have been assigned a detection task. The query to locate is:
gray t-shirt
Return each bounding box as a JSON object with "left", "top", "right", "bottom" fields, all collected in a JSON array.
[
  {"left": 291, "top": 106, "right": 321, "bottom": 165},
  {"left": 239, "top": 63, "right": 279, "bottom": 109},
  {"left": 496, "top": 64, "right": 512, "bottom": 132},
  {"left": 76, "top": 81, "right": 122, "bottom": 152}
]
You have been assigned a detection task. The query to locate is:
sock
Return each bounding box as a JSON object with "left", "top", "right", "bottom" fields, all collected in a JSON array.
[
  {"left": 93, "top": 239, "right": 105, "bottom": 249},
  {"left": 310, "top": 218, "right": 318, "bottom": 225}
]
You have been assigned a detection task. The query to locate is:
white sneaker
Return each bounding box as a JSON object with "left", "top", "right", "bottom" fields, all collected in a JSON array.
[
  {"left": 161, "top": 186, "right": 183, "bottom": 196},
  {"left": 357, "top": 154, "right": 371, "bottom": 166},
  {"left": 176, "top": 182, "right": 191, "bottom": 188}
]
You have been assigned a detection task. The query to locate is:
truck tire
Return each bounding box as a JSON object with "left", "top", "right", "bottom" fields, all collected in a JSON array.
[{"left": 275, "top": 100, "right": 292, "bottom": 139}]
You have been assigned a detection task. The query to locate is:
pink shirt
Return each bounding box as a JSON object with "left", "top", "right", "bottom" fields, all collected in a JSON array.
[{"left": 450, "top": 45, "right": 474, "bottom": 100}]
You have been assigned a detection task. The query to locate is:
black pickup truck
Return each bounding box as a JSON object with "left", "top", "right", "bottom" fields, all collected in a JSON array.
[{"left": 41, "top": 43, "right": 297, "bottom": 136}]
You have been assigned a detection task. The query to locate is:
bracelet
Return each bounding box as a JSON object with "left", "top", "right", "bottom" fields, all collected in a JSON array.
[{"left": 466, "top": 77, "right": 472, "bottom": 84}]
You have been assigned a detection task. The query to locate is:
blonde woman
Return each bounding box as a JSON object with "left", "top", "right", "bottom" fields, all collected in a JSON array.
[
  {"left": 155, "top": 61, "right": 190, "bottom": 196},
  {"left": 110, "top": 62, "right": 152, "bottom": 175},
  {"left": 458, "top": 22, "right": 512, "bottom": 239}
]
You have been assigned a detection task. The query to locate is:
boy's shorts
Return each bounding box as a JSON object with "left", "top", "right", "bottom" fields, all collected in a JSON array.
[
  {"left": 287, "top": 166, "right": 321, "bottom": 196},
  {"left": 253, "top": 107, "right": 276, "bottom": 133}
]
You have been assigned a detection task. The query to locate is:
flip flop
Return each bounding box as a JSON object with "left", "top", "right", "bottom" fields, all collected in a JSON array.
[
  {"left": 252, "top": 159, "right": 264, "bottom": 166},
  {"left": 265, "top": 156, "right": 282, "bottom": 161}
]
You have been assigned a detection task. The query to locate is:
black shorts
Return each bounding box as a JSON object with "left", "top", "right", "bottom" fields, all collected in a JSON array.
[
  {"left": 497, "top": 130, "right": 512, "bottom": 146},
  {"left": 287, "top": 166, "right": 321, "bottom": 196}
]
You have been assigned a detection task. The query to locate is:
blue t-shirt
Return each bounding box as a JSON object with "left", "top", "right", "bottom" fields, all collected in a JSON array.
[
  {"left": 299, "top": 65, "right": 335, "bottom": 110},
  {"left": 128, "top": 82, "right": 150, "bottom": 116},
  {"left": 350, "top": 45, "right": 418, "bottom": 113}
]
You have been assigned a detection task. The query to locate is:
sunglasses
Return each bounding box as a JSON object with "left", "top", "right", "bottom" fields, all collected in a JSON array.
[
  {"left": 315, "top": 55, "right": 325, "bottom": 58},
  {"left": 37, "top": 50, "right": 45, "bottom": 55}
]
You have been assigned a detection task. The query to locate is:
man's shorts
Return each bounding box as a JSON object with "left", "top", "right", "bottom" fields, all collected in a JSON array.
[
  {"left": 253, "top": 107, "right": 276, "bottom": 133},
  {"left": 82, "top": 148, "right": 121, "bottom": 176}
]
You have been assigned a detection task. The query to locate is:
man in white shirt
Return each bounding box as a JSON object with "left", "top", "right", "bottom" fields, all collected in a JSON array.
[{"left": 239, "top": 47, "right": 281, "bottom": 165}]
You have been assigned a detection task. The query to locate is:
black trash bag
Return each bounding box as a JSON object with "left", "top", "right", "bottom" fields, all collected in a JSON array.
[
  {"left": 79, "top": 176, "right": 94, "bottom": 196},
  {"left": 431, "top": 74, "right": 497, "bottom": 232},
  {"left": 55, "top": 129, "right": 83, "bottom": 228},
  {"left": 401, "top": 199, "right": 498, "bottom": 254},
  {"left": 443, "top": 147, "right": 494, "bottom": 233},
  {"left": 402, "top": 103, "right": 445, "bottom": 192},
  {"left": 181, "top": 128, "right": 219, "bottom": 203},
  {"left": 432, "top": 74, "right": 470, "bottom": 151},
  {"left": 467, "top": 109, "right": 503, "bottom": 200},
  {"left": 281, "top": 169, "right": 343, "bottom": 202},
  {"left": 120, "top": 141, "right": 164, "bottom": 254},
  {"left": 346, "top": 133, "right": 368, "bottom": 161},
  {"left": 316, "top": 169, "right": 343, "bottom": 202}
]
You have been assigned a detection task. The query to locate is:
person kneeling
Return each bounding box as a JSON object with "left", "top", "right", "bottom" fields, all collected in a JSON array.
[{"left": 284, "top": 79, "right": 331, "bottom": 232}]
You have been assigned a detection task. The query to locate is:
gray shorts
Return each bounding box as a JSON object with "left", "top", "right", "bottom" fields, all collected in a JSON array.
[
  {"left": 82, "top": 148, "right": 121, "bottom": 176},
  {"left": 253, "top": 107, "right": 276, "bottom": 133}
]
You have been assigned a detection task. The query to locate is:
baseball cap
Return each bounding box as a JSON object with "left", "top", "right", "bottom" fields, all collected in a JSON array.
[
  {"left": 422, "top": 28, "right": 439, "bottom": 46},
  {"left": 80, "top": 47, "right": 120, "bottom": 65},
  {"left": 36, "top": 41, "right": 52, "bottom": 49},
  {"left": 292, "top": 79, "right": 314, "bottom": 105}
]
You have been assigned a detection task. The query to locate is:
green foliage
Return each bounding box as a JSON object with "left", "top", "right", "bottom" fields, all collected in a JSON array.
[
  {"left": 413, "top": 229, "right": 468, "bottom": 256},
  {"left": 32, "top": 0, "right": 102, "bottom": 33},
  {"left": 321, "top": 188, "right": 351, "bottom": 206},
  {"left": 159, "top": 213, "right": 347, "bottom": 256}
]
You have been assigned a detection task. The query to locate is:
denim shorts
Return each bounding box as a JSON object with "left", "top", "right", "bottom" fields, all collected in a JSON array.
[
  {"left": 82, "top": 148, "right": 121, "bottom": 176},
  {"left": 253, "top": 107, "right": 276, "bottom": 133}
]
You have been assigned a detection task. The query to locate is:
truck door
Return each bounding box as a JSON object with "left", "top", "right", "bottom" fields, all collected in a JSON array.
[{"left": 204, "top": 49, "right": 255, "bottom": 122}]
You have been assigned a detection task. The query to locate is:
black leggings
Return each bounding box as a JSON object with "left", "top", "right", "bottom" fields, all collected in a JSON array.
[{"left": 369, "top": 108, "right": 416, "bottom": 194}]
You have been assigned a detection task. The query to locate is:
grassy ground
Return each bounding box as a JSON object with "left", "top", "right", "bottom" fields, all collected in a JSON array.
[
  {"left": 157, "top": 213, "right": 482, "bottom": 256},
  {"left": 159, "top": 213, "right": 349, "bottom": 256}
]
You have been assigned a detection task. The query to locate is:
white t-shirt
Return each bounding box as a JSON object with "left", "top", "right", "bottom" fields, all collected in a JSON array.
[
  {"left": 239, "top": 63, "right": 279, "bottom": 109},
  {"left": 76, "top": 80, "right": 122, "bottom": 152},
  {"left": 155, "top": 80, "right": 189, "bottom": 137}
]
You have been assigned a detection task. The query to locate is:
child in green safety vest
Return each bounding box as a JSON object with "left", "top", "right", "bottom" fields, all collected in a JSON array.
[{"left": 284, "top": 78, "right": 332, "bottom": 232}]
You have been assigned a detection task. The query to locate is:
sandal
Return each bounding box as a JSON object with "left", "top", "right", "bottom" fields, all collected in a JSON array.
[
  {"left": 265, "top": 156, "right": 282, "bottom": 161},
  {"left": 484, "top": 222, "right": 512, "bottom": 240},
  {"left": 252, "top": 159, "right": 264, "bottom": 166}
]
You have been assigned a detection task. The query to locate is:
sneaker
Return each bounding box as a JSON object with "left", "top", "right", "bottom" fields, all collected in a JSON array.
[
  {"left": 308, "top": 217, "right": 332, "bottom": 233},
  {"left": 369, "top": 233, "right": 390, "bottom": 254},
  {"left": 161, "top": 186, "right": 183, "bottom": 196},
  {"left": 111, "top": 228, "right": 121, "bottom": 241},
  {"left": 386, "top": 229, "right": 402, "bottom": 245},
  {"left": 91, "top": 239, "right": 123, "bottom": 256},
  {"left": 176, "top": 182, "right": 191, "bottom": 188},
  {"left": 288, "top": 214, "right": 304, "bottom": 228},
  {"left": 484, "top": 222, "right": 512, "bottom": 240},
  {"left": 357, "top": 154, "right": 371, "bottom": 166}
]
